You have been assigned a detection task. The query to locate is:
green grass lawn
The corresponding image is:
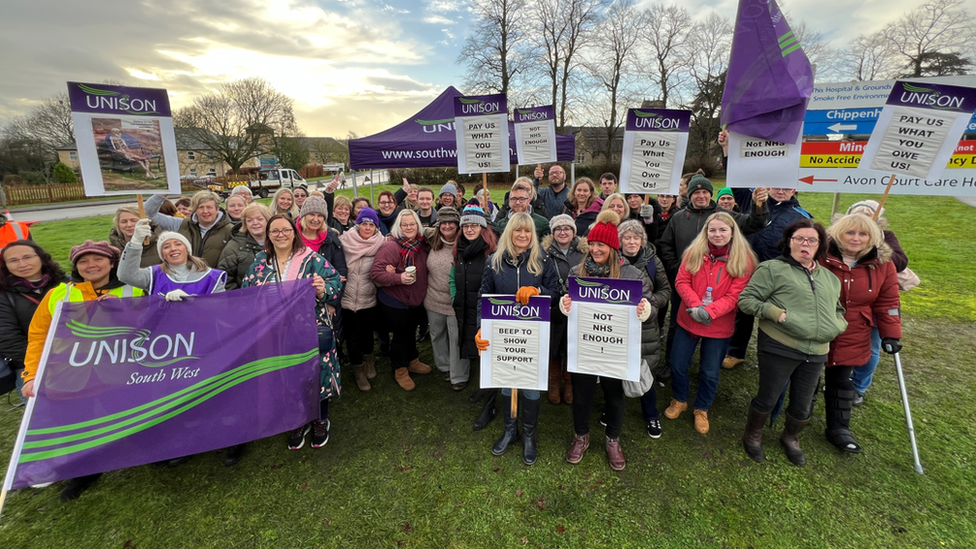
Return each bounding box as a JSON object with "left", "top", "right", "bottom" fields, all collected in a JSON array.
[{"left": 2, "top": 187, "right": 974, "bottom": 548}]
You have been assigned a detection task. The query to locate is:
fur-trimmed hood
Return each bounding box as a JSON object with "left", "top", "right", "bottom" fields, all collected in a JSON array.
[{"left": 542, "top": 234, "right": 588, "bottom": 256}]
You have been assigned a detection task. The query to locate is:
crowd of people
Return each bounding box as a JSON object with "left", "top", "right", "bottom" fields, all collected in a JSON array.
[{"left": 0, "top": 166, "right": 908, "bottom": 500}]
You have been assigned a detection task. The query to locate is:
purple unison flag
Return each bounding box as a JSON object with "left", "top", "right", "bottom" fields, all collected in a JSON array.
[
  {"left": 481, "top": 295, "right": 551, "bottom": 322},
  {"left": 67, "top": 82, "right": 172, "bottom": 117},
  {"left": 7, "top": 282, "right": 319, "bottom": 489},
  {"left": 720, "top": 0, "right": 813, "bottom": 144},
  {"left": 569, "top": 277, "right": 642, "bottom": 306}
]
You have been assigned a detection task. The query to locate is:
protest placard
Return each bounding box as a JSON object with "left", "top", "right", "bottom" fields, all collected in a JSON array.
[
  {"left": 479, "top": 295, "right": 550, "bottom": 391},
  {"left": 454, "top": 93, "right": 510, "bottom": 174},
  {"left": 566, "top": 277, "right": 642, "bottom": 382},
  {"left": 513, "top": 106, "right": 557, "bottom": 164},
  {"left": 67, "top": 82, "right": 182, "bottom": 196},
  {"left": 2, "top": 282, "right": 319, "bottom": 491},
  {"left": 726, "top": 131, "right": 804, "bottom": 189},
  {"left": 618, "top": 109, "right": 690, "bottom": 194}
]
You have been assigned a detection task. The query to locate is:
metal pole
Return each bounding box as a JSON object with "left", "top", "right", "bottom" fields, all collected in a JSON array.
[
  {"left": 831, "top": 192, "right": 841, "bottom": 217},
  {"left": 894, "top": 352, "right": 924, "bottom": 474},
  {"left": 370, "top": 170, "right": 374, "bottom": 203},
  {"left": 352, "top": 169, "right": 358, "bottom": 197},
  {"left": 570, "top": 162, "right": 576, "bottom": 183}
]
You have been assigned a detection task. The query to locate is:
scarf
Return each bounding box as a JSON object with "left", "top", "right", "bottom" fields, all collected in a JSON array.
[
  {"left": 397, "top": 235, "right": 423, "bottom": 269},
  {"left": 298, "top": 227, "right": 328, "bottom": 252},
  {"left": 584, "top": 256, "right": 611, "bottom": 277},
  {"left": 339, "top": 227, "right": 384, "bottom": 265},
  {"left": 458, "top": 236, "right": 488, "bottom": 261},
  {"left": 14, "top": 273, "right": 52, "bottom": 290},
  {"left": 708, "top": 242, "right": 730, "bottom": 258}
]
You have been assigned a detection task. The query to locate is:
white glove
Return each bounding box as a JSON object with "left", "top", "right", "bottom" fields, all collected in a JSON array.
[
  {"left": 164, "top": 289, "right": 190, "bottom": 302},
  {"left": 559, "top": 295, "right": 572, "bottom": 316},
  {"left": 131, "top": 219, "right": 153, "bottom": 244},
  {"left": 639, "top": 205, "right": 654, "bottom": 219},
  {"left": 637, "top": 298, "right": 652, "bottom": 322}
]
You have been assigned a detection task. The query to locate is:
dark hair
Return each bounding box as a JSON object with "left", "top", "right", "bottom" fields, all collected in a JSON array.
[
  {"left": 778, "top": 218, "right": 828, "bottom": 261},
  {"left": 0, "top": 240, "right": 66, "bottom": 292},
  {"left": 159, "top": 199, "right": 179, "bottom": 216},
  {"left": 456, "top": 183, "right": 465, "bottom": 197},
  {"left": 377, "top": 190, "right": 396, "bottom": 206},
  {"left": 175, "top": 197, "right": 191, "bottom": 208},
  {"left": 264, "top": 214, "right": 305, "bottom": 260},
  {"left": 600, "top": 172, "right": 618, "bottom": 183},
  {"left": 294, "top": 184, "right": 308, "bottom": 194},
  {"left": 352, "top": 197, "right": 371, "bottom": 208}
]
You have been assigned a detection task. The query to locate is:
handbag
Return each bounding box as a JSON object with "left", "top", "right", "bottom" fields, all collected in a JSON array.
[
  {"left": 0, "top": 357, "right": 16, "bottom": 396},
  {"left": 897, "top": 267, "right": 920, "bottom": 292},
  {"left": 623, "top": 359, "right": 654, "bottom": 398}
]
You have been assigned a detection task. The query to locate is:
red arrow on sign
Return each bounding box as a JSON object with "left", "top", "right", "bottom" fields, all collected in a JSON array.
[{"left": 798, "top": 175, "right": 839, "bottom": 185}]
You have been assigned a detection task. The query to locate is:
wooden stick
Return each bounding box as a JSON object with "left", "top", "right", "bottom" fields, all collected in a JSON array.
[
  {"left": 136, "top": 194, "right": 150, "bottom": 245},
  {"left": 511, "top": 389, "right": 518, "bottom": 419},
  {"left": 874, "top": 174, "right": 896, "bottom": 221},
  {"left": 481, "top": 173, "right": 488, "bottom": 211}
]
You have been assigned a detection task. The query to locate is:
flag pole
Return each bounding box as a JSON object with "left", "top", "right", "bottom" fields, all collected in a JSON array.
[
  {"left": 137, "top": 194, "right": 150, "bottom": 245},
  {"left": 873, "top": 174, "right": 897, "bottom": 221}
]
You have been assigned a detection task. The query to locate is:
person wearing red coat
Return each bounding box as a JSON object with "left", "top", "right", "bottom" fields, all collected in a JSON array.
[
  {"left": 820, "top": 214, "right": 902, "bottom": 454},
  {"left": 664, "top": 212, "right": 757, "bottom": 435}
]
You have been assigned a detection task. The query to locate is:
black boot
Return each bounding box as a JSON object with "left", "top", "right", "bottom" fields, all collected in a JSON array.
[
  {"left": 521, "top": 396, "right": 540, "bottom": 465},
  {"left": 825, "top": 387, "right": 861, "bottom": 454},
  {"left": 473, "top": 389, "right": 498, "bottom": 431},
  {"left": 491, "top": 400, "right": 520, "bottom": 456},
  {"left": 742, "top": 407, "right": 769, "bottom": 463},
  {"left": 223, "top": 444, "right": 246, "bottom": 467},
  {"left": 780, "top": 414, "right": 810, "bottom": 467},
  {"left": 60, "top": 473, "right": 102, "bottom": 502},
  {"left": 468, "top": 387, "right": 488, "bottom": 404}
]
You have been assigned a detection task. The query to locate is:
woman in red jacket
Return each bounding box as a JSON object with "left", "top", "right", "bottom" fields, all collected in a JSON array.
[
  {"left": 820, "top": 213, "right": 901, "bottom": 454},
  {"left": 664, "top": 212, "right": 757, "bottom": 435}
]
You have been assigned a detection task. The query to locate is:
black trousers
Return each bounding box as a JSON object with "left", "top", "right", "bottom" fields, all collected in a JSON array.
[
  {"left": 379, "top": 302, "right": 423, "bottom": 370},
  {"left": 726, "top": 309, "right": 755, "bottom": 360},
  {"left": 571, "top": 374, "right": 625, "bottom": 439},
  {"left": 342, "top": 307, "right": 376, "bottom": 365},
  {"left": 750, "top": 347, "right": 825, "bottom": 421}
]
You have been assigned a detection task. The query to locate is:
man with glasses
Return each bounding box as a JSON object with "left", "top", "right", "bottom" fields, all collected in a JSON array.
[
  {"left": 532, "top": 164, "right": 569, "bottom": 218},
  {"left": 494, "top": 179, "right": 550, "bottom": 240}
]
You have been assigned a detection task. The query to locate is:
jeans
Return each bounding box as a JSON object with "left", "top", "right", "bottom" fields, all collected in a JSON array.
[
  {"left": 640, "top": 386, "right": 659, "bottom": 421},
  {"left": 668, "top": 325, "right": 730, "bottom": 411},
  {"left": 571, "top": 373, "right": 625, "bottom": 439},
  {"left": 751, "top": 346, "right": 825, "bottom": 421},
  {"left": 501, "top": 388, "right": 539, "bottom": 401},
  {"left": 427, "top": 310, "right": 459, "bottom": 378},
  {"left": 378, "top": 303, "right": 423, "bottom": 370},
  {"left": 664, "top": 289, "right": 682, "bottom": 367},
  {"left": 725, "top": 309, "right": 754, "bottom": 360},
  {"left": 850, "top": 327, "right": 881, "bottom": 393},
  {"left": 342, "top": 307, "right": 376, "bottom": 366}
]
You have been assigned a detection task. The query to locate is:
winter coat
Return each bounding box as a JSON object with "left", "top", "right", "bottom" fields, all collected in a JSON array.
[
  {"left": 145, "top": 194, "right": 234, "bottom": 268},
  {"left": 542, "top": 234, "right": 587, "bottom": 295},
  {"left": 0, "top": 276, "right": 65, "bottom": 372},
  {"left": 884, "top": 230, "right": 909, "bottom": 273},
  {"left": 371, "top": 238, "right": 429, "bottom": 308},
  {"left": 738, "top": 255, "right": 847, "bottom": 356},
  {"left": 561, "top": 197, "right": 604, "bottom": 237},
  {"left": 658, "top": 200, "right": 766, "bottom": 278},
  {"left": 424, "top": 243, "right": 456, "bottom": 316},
  {"left": 339, "top": 228, "right": 385, "bottom": 312},
  {"left": 533, "top": 179, "right": 569, "bottom": 219},
  {"left": 109, "top": 225, "right": 162, "bottom": 268},
  {"left": 310, "top": 230, "right": 348, "bottom": 301},
  {"left": 820, "top": 241, "right": 902, "bottom": 367},
  {"left": 623, "top": 244, "right": 672, "bottom": 375},
  {"left": 328, "top": 217, "right": 356, "bottom": 235},
  {"left": 453, "top": 236, "right": 490, "bottom": 359},
  {"left": 477, "top": 250, "right": 560, "bottom": 322},
  {"left": 747, "top": 197, "right": 812, "bottom": 262},
  {"left": 629, "top": 198, "right": 663, "bottom": 243},
  {"left": 675, "top": 252, "right": 754, "bottom": 338},
  {"left": 217, "top": 232, "right": 265, "bottom": 290}
]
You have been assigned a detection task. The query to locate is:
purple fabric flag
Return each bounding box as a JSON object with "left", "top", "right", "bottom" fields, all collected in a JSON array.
[
  {"left": 5, "top": 282, "right": 320, "bottom": 490},
  {"left": 720, "top": 0, "right": 814, "bottom": 144}
]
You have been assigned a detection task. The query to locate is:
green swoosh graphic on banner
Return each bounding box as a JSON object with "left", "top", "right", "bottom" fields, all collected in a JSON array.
[
  {"left": 458, "top": 98, "right": 482, "bottom": 104},
  {"left": 902, "top": 83, "right": 935, "bottom": 93},
  {"left": 137, "top": 356, "right": 198, "bottom": 368},
  {"left": 66, "top": 320, "right": 150, "bottom": 339},
  {"left": 487, "top": 297, "right": 514, "bottom": 305},
  {"left": 575, "top": 279, "right": 604, "bottom": 288},
  {"left": 20, "top": 350, "right": 317, "bottom": 461},
  {"left": 77, "top": 83, "right": 119, "bottom": 96},
  {"left": 633, "top": 111, "right": 659, "bottom": 118},
  {"left": 415, "top": 118, "right": 455, "bottom": 125}
]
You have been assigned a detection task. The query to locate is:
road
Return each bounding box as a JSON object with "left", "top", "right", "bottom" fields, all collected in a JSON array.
[{"left": 10, "top": 170, "right": 390, "bottom": 224}]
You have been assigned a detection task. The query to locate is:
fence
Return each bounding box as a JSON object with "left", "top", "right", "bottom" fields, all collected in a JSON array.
[{"left": 2, "top": 182, "right": 203, "bottom": 206}]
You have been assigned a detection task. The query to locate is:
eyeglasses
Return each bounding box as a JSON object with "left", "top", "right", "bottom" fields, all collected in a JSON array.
[
  {"left": 270, "top": 228, "right": 295, "bottom": 236},
  {"left": 791, "top": 236, "right": 819, "bottom": 246},
  {"left": 379, "top": 201, "right": 395, "bottom": 206},
  {"left": 554, "top": 227, "right": 574, "bottom": 233},
  {"left": 4, "top": 254, "right": 38, "bottom": 265},
  {"left": 510, "top": 197, "right": 529, "bottom": 203},
  {"left": 462, "top": 224, "right": 481, "bottom": 230}
]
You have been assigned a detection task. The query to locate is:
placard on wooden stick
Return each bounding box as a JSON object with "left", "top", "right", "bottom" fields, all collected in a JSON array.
[{"left": 480, "top": 295, "right": 550, "bottom": 391}]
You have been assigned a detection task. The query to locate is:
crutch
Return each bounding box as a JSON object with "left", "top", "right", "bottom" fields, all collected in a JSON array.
[{"left": 893, "top": 351, "right": 924, "bottom": 474}]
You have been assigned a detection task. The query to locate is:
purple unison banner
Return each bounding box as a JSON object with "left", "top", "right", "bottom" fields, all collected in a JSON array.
[
  {"left": 454, "top": 93, "right": 511, "bottom": 174},
  {"left": 514, "top": 105, "right": 558, "bottom": 164},
  {"left": 569, "top": 276, "right": 642, "bottom": 306},
  {"left": 481, "top": 295, "right": 551, "bottom": 322},
  {"left": 68, "top": 82, "right": 172, "bottom": 116},
  {"left": 567, "top": 277, "right": 643, "bottom": 381},
  {"left": 5, "top": 282, "right": 320, "bottom": 490},
  {"left": 619, "top": 109, "right": 691, "bottom": 194},
  {"left": 480, "top": 295, "right": 550, "bottom": 391}
]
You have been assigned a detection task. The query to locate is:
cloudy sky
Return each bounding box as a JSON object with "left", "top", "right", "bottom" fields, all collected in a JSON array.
[{"left": 0, "top": 0, "right": 934, "bottom": 139}]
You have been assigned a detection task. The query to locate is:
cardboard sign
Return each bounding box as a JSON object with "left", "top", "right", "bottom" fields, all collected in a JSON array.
[
  {"left": 454, "top": 93, "right": 511, "bottom": 174},
  {"left": 618, "top": 109, "right": 690, "bottom": 194},
  {"left": 513, "top": 106, "right": 557, "bottom": 164},
  {"left": 67, "top": 82, "right": 182, "bottom": 196},
  {"left": 566, "top": 277, "right": 642, "bottom": 382},
  {"left": 479, "top": 295, "right": 550, "bottom": 391},
  {"left": 726, "top": 130, "right": 804, "bottom": 189}
]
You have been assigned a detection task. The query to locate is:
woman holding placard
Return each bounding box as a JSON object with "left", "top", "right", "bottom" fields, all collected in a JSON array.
[
  {"left": 558, "top": 210, "right": 654, "bottom": 471},
  {"left": 819, "top": 213, "right": 901, "bottom": 454},
  {"left": 737, "top": 219, "right": 847, "bottom": 467},
  {"left": 664, "top": 212, "right": 757, "bottom": 435},
  {"left": 475, "top": 212, "right": 559, "bottom": 466}
]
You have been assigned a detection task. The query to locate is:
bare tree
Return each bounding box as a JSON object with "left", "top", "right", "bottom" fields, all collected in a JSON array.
[
  {"left": 174, "top": 78, "right": 299, "bottom": 174},
  {"left": 791, "top": 22, "right": 843, "bottom": 81},
  {"left": 457, "top": 0, "right": 531, "bottom": 96},
  {"left": 883, "top": 0, "right": 976, "bottom": 77},
  {"left": 642, "top": 3, "right": 691, "bottom": 107},
  {"left": 843, "top": 32, "right": 900, "bottom": 81},
  {"left": 1, "top": 92, "right": 74, "bottom": 153},
  {"left": 684, "top": 13, "right": 732, "bottom": 164}
]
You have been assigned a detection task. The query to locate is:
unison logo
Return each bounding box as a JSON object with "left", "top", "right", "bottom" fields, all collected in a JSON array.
[
  {"left": 76, "top": 83, "right": 160, "bottom": 115},
  {"left": 65, "top": 320, "right": 197, "bottom": 368},
  {"left": 415, "top": 118, "right": 456, "bottom": 133},
  {"left": 575, "top": 279, "right": 632, "bottom": 304},
  {"left": 899, "top": 83, "right": 965, "bottom": 110},
  {"left": 516, "top": 109, "right": 547, "bottom": 122},
  {"left": 459, "top": 97, "right": 501, "bottom": 115},
  {"left": 633, "top": 110, "right": 680, "bottom": 131},
  {"left": 487, "top": 297, "right": 542, "bottom": 320}
]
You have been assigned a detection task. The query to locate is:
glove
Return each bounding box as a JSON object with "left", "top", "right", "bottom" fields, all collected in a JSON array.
[
  {"left": 164, "top": 289, "right": 190, "bottom": 302},
  {"left": 131, "top": 219, "right": 153, "bottom": 244},
  {"left": 515, "top": 286, "right": 540, "bottom": 305},
  {"left": 559, "top": 295, "right": 572, "bottom": 316},
  {"left": 639, "top": 205, "right": 654, "bottom": 219},
  {"left": 687, "top": 306, "right": 712, "bottom": 326},
  {"left": 881, "top": 337, "right": 902, "bottom": 355},
  {"left": 637, "top": 298, "right": 652, "bottom": 322},
  {"left": 475, "top": 328, "right": 489, "bottom": 354}
]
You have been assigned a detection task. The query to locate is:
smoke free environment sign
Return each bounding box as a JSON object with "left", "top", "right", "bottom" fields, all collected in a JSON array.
[
  {"left": 454, "top": 93, "right": 510, "bottom": 174},
  {"left": 480, "top": 295, "right": 550, "bottom": 391},
  {"left": 566, "top": 277, "right": 642, "bottom": 382}
]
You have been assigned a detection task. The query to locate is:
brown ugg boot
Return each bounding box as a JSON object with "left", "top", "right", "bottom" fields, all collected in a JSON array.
[
  {"left": 548, "top": 360, "right": 562, "bottom": 405},
  {"left": 562, "top": 370, "right": 573, "bottom": 404}
]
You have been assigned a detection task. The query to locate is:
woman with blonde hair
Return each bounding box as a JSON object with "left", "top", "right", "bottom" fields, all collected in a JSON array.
[
  {"left": 109, "top": 205, "right": 160, "bottom": 267},
  {"left": 665, "top": 212, "right": 757, "bottom": 435},
  {"left": 329, "top": 195, "right": 356, "bottom": 235},
  {"left": 271, "top": 188, "right": 299, "bottom": 219},
  {"left": 561, "top": 178, "right": 603, "bottom": 237},
  {"left": 218, "top": 202, "right": 272, "bottom": 290},
  {"left": 476, "top": 212, "right": 559, "bottom": 465}
]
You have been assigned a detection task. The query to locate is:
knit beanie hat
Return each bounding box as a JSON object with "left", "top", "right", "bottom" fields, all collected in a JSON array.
[
  {"left": 435, "top": 206, "right": 460, "bottom": 226},
  {"left": 716, "top": 187, "right": 734, "bottom": 200},
  {"left": 355, "top": 207, "right": 381, "bottom": 227},
  {"left": 687, "top": 174, "right": 714, "bottom": 197},
  {"left": 299, "top": 196, "right": 329, "bottom": 220},
  {"left": 70, "top": 240, "right": 121, "bottom": 264},
  {"left": 549, "top": 213, "right": 576, "bottom": 234},
  {"left": 156, "top": 232, "right": 193, "bottom": 258},
  {"left": 439, "top": 182, "right": 457, "bottom": 197},
  {"left": 460, "top": 204, "right": 488, "bottom": 228},
  {"left": 586, "top": 210, "right": 621, "bottom": 250},
  {"left": 847, "top": 199, "right": 883, "bottom": 219}
]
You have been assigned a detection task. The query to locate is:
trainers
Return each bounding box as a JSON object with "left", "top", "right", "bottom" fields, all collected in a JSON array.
[
  {"left": 646, "top": 419, "right": 662, "bottom": 439},
  {"left": 566, "top": 433, "right": 590, "bottom": 464},
  {"left": 599, "top": 413, "right": 608, "bottom": 427},
  {"left": 694, "top": 409, "right": 710, "bottom": 434},
  {"left": 722, "top": 356, "right": 744, "bottom": 369},
  {"left": 287, "top": 423, "right": 311, "bottom": 450},
  {"left": 606, "top": 437, "right": 626, "bottom": 471},
  {"left": 664, "top": 398, "right": 687, "bottom": 419},
  {"left": 853, "top": 390, "right": 865, "bottom": 407},
  {"left": 311, "top": 419, "right": 330, "bottom": 448}
]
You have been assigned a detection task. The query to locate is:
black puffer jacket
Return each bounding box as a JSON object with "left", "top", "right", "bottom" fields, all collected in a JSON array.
[
  {"left": 217, "top": 232, "right": 265, "bottom": 290},
  {"left": 453, "top": 236, "right": 491, "bottom": 360},
  {"left": 542, "top": 234, "right": 587, "bottom": 295},
  {"left": 0, "top": 276, "right": 65, "bottom": 371},
  {"left": 312, "top": 230, "right": 349, "bottom": 300},
  {"left": 624, "top": 243, "right": 672, "bottom": 378}
]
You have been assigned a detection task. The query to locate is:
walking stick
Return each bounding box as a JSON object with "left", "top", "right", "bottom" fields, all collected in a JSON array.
[{"left": 893, "top": 352, "right": 924, "bottom": 474}]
